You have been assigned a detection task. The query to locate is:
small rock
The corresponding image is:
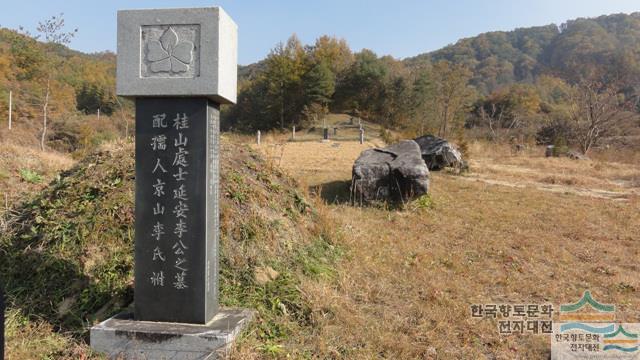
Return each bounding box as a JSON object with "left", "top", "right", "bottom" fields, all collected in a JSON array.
[
  {"left": 277, "top": 302, "right": 288, "bottom": 316},
  {"left": 567, "top": 150, "right": 589, "bottom": 160},
  {"left": 255, "top": 266, "right": 279, "bottom": 285}
]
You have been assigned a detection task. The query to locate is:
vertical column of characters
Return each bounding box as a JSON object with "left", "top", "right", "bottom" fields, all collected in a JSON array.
[
  {"left": 171, "top": 113, "right": 190, "bottom": 290},
  {"left": 149, "top": 113, "right": 169, "bottom": 287},
  {"left": 207, "top": 106, "right": 219, "bottom": 299}
]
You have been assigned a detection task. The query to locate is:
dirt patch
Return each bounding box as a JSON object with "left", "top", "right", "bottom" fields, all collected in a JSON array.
[{"left": 460, "top": 174, "right": 634, "bottom": 201}]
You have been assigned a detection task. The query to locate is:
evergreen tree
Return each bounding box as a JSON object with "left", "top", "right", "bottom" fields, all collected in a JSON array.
[
  {"left": 334, "top": 49, "right": 388, "bottom": 118},
  {"left": 303, "top": 60, "right": 335, "bottom": 107}
]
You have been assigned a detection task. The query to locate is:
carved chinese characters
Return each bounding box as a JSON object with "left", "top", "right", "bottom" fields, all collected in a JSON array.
[
  {"left": 135, "top": 98, "right": 219, "bottom": 324},
  {"left": 147, "top": 112, "right": 191, "bottom": 291}
]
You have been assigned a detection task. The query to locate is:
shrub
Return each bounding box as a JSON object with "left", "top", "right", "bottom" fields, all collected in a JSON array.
[
  {"left": 380, "top": 128, "right": 395, "bottom": 144},
  {"left": 19, "top": 168, "right": 43, "bottom": 184}
]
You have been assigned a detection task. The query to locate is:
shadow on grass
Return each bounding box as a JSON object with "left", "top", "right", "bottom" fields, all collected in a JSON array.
[
  {"left": 0, "top": 236, "right": 133, "bottom": 341},
  {"left": 310, "top": 180, "right": 352, "bottom": 204}
]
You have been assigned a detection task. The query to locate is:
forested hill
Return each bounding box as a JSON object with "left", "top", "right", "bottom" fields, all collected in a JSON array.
[
  {"left": 404, "top": 12, "right": 640, "bottom": 94},
  {"left": 0, "top": 27, "right": 118, "bottom": 124},
  {"left": 4, "top": 12, "right": 639, "bottom": 140}
]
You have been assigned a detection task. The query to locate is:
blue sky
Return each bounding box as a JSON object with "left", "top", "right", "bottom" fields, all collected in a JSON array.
[{"left": 2, "top": 1, "right": 639, "bottom": 65}]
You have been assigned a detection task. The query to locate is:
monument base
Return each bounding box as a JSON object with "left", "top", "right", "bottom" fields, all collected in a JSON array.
[{"left": 90, "top": 309, "right": 254, "bottom": 360}]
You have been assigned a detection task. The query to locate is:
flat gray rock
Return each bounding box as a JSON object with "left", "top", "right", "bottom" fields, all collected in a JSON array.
[
  {"left": 351, "top": 140, "right": 429, "bottom": 205},
  {"left": 414, "top": 135, "right": 463, "bottom": 170}
]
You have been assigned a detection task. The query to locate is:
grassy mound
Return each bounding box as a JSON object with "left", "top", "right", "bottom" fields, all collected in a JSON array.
[{"left": 1, "top": 137, "right": 341, "bottom": 359}]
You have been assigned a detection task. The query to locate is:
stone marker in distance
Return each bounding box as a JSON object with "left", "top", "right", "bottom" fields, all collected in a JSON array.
[{"left": 90, "top": 7, "right": 253, "bottom": 359}]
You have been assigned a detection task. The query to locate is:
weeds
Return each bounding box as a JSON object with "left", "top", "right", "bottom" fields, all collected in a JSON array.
[
  {"left": 19, "top": 168, "right": 43, "bottom": 184},
  {"left": 411, "top": 194, "right": 434, "bottom": 210},
  {"left": 2, "top": 138, "right": 343, "bottom": 358}
]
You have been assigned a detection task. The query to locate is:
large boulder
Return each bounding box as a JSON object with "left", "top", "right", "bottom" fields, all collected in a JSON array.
[
  {"left": 351, "top": 140, "right": 429, "bottom": 205},
  {"left": 414, "top": 135, "right": 463, "bottom": 170}
]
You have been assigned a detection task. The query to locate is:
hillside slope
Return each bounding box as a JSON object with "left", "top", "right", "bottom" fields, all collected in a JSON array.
[
  {"left": 0, "top": 27, "right": 119, "bottom": 121},
  {"left": 0, "top": 136, "right": 342, "bottom": 359},
  {"left": 405, "top": 12, "right": 640, "bottom": 93}
]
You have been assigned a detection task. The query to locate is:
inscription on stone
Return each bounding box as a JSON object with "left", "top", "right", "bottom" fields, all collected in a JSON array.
[{"left": 135, "top": 98, "right": 219, "bottom": 324}]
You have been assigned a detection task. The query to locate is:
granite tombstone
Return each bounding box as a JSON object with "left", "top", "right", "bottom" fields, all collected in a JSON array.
[
  {"left": 90, "top": 7, "right": 253, "bottom": 359},
  {"left": 134, "top": 98, "right": 220, "bottom": 323}
]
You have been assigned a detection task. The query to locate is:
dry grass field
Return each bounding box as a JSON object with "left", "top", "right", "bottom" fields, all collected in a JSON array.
[
  {"left": 253, "top": 135, "right": 640, "bottom": 359},
  {"left": 0, "top": 138, "right": 75, "bottom": 220},
  {"left": 1, "top": 128, "right": 638, "bottom": 359}
]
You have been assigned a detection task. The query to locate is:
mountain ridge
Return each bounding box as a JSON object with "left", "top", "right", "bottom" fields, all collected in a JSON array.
[{"left": 403, "top": 12, "right": 640, "bottom": 92}]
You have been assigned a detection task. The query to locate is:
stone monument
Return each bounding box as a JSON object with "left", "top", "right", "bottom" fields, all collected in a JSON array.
[{"left": 90, "top": 7, "right": 253, "bottom": 359}]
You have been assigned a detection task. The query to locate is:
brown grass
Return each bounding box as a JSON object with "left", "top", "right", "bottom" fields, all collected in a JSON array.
[
  {"left": 0, "top": 140, "right": 74, "bottom": 215},
  {"left": 4, "top": 308, "right": 96, "bottom": 360},
  {"left": 464, "top": 141, "right": 640, "bottom": 199},
  {"left": 253, "top": 137, "right": 640, "bottom": 359},
  {"left": 257, "top": 139, "right": 385, "bottom": 188}
]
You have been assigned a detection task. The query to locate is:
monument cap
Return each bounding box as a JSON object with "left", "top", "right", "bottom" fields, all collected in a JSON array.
[{"left": 117, "top": 7, "right": 237, "bottom": 104}]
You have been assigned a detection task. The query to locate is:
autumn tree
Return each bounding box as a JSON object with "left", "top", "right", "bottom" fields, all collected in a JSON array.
[
  {"left": 569, "top": 79, "right": 636, "bottom": 154},
  {"left": 380, "top": 75, "right": 412, "bottom": 128},
  {"left": 430, "top": 61, "right": 475, "bottom": 138},
  {"left": 8, "top": 31, "right": 45, "bottom": 81},
  {"left": 410, "top": 68, "right": 433, "bottom": 134},
  {"left": 476, "top": 84, "right": 540, "bottom": 141},
  {"left": 34, "top": 13, "right": 78, "bottom": 151},
  {"left": 263, "top": 35, "right": 308, "bottom": 129},
  {"left": 309, "top": 36, "right": 353, "bottom": 77}
]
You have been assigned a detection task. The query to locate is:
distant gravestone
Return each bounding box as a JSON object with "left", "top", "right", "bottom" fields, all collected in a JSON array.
[
  {"left": 91, "top": 7, "right": 253, "bottom": 359},
  {"left": 545, "top": 145, "right": 554, "bottom": 157}
]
